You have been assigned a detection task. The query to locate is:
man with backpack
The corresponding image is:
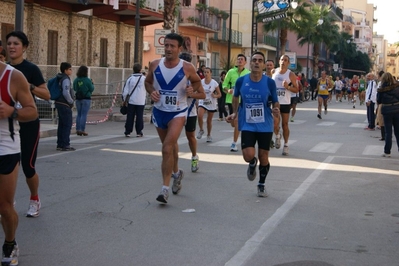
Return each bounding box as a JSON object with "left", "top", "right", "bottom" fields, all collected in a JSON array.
[{"left": 54, "top": 62, "right": 75, "bottom": 151}]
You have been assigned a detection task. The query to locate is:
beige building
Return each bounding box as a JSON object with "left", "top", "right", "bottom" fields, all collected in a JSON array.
[{"left": 0, "top": 0, "right": 163, "bottom": 71}]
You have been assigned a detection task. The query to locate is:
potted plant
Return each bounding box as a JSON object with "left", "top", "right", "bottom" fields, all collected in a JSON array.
[
  {"left": 187, "top": 16, "right": 196, "bottom": 23},
  {"left": 195, "top": 3, "right": 207, "bottom": 11},
  {"left": 208, "top": 6, "right": 219, "bottom": 16},
  {"left": 219, "top": 10, "right": 229, "bottom": 20}
]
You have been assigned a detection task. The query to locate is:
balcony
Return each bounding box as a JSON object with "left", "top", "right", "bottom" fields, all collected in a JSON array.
[
  {"left": 387, "top": 52, "right": 399, "bottom": 57},
  {"left": 259, "top": 35, "right": 278, "bottom": 47},
  {"left": 178, "top": 6, "right": 223, "bottom": 33},
  {"left": 209, "top": 28, "right": 242, "bottom": 46}
]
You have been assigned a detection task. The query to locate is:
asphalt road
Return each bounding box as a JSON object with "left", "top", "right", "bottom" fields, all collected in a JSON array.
[{"left": 9, "top": 99, "right": 399, "bottom": 266}]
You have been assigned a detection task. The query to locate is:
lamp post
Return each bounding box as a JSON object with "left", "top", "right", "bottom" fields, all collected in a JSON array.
[
  {"left": 15, "top": 0, "right": 24, "bottom": 31},
  {"left": 134, "top": 0, "right": 140, "bottom": 64},
  {"left": 227, "top": 0, "right": 233, "bottom": 70}
]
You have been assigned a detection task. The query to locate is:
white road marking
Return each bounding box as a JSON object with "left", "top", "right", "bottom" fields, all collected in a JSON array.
[
  {"left": 37, "top": 145, "right": 104, "bottom": 159},
  {"left": 363, "top": 145, "right": 383, "bottom": 156},
  {"left": 310, "top": 142, "right": 342, "bottom": 153},
  {"left": 114, "top": 135, "right": 158, "bottom": 144},
  {"left": 350, "top": 123, "right": 367, "bottom": 128},
  {"left": 317, "top": 122, "right": 336, "bottom": 126},
  {"left": 225, "top": 156, "right": 334, "bottom": 266}
]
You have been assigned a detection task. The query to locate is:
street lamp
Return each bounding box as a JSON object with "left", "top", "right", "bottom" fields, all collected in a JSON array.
[{"left": 306, "top": 18, "right": 323, "bottom": 79}]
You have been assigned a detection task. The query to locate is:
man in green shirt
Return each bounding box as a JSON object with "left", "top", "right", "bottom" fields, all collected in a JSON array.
[{"left": 222, "top": 54, "right": 250, "bottom": 151}]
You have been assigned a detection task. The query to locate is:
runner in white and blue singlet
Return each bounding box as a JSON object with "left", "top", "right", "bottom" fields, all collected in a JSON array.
[{"left": 145, "top": 33, "right": 205, "bottom": 204}]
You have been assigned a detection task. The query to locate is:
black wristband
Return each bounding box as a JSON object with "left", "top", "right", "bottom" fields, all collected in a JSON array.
[{"left": 30, "top": 84, "right": 36, "bottom": 91}]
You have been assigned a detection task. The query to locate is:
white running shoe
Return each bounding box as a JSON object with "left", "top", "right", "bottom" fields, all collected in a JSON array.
[
  {"left": 282, "top": 145, "right": 289, "bottom": 156},
  {"left": 230, "top": 143, "right": 238, "bottom": 152},
  {"left": 196, "top": 130, "right": 204, "bottom": 139},
  {"left": 275, "top": 133, "right": 282, "bottom": 149},
  {"left": 206, "top": 136, "right": 212, "bottom": 143},
  {"left": 26, "top": 200, "right": 41, "bottom": 218}
]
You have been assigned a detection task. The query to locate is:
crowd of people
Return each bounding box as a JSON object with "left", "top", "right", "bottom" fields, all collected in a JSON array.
[{"left": 1, "top": 31, "right": 399, "bottom": 265}]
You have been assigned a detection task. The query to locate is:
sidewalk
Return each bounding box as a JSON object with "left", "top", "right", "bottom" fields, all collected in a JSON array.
[{"left": 40, "top": 108, "right": 152, "bottom": 138}]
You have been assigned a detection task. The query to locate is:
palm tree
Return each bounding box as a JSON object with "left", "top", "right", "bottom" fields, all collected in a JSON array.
[
  {"left": 329, "top": 31, "right": 357, "bottom": 73},
  {"left": 262, "top": 0, "right": 312, "bottom": 56},
  {"left": 163, "top": 0, "right": 177, "bottom": 30},
  {"left": 296, "top": 5, "right": 339, "bottom": 76}
]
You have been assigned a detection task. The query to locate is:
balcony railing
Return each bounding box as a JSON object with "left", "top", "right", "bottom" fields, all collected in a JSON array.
[
  {"left": 119, "top": 0, "right": 163, "bottom": 11},
  {"left": 179, "top": 6, "right": 223, "bottom": 32},
  {"left": 210, "top": 28, "right": 242, "bottom": 46},
  {"left": 260, "top": 35, "right": 277, "bottom": 47}
]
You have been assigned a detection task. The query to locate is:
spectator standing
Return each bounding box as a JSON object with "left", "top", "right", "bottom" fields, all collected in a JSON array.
[
  {"left": 365, "top": 73, "right": 377, "bottom": 130},
  {"left": 54, "top": 62, "right": 75, "bottom": 151},
  {"left": 6, "top": 31, "right": 50, "bottom": 217},
  {"left": 197, "top": 65, "right": 205, "bottom": 79},
  {"left": 73, "top": 65, "right": 94, "bottom": 136},
  {"left": 377, "top": 72, "right": 399, "bottom": 157},
  {"left": 122, "top": 63, "right": 146, "bottom": 137},
  {"left": 375, "top": 70, "right": 385, "bottom": 140}
]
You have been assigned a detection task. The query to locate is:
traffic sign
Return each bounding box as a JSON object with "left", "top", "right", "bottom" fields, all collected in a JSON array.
[
  {"left": 338, "top": 68, "right": 342, "bottom": 73},
  {"left": 154, "top": 29, "right": 172, "bottom": 47},
  {"left": 333, "top": 64, "right": 338, "bottom": 71},
  {"left": 155, "top": 47, "right": 165, "bottom": 55}
]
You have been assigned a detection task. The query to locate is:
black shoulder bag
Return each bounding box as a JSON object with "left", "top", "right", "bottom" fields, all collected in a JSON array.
[{"left": 120, "top": 75, "right": 142, "bottom": 115}]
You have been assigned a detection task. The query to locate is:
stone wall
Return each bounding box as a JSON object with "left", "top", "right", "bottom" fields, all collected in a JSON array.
[{"left": 0, "top": 1, "right": 140, "bottom": 68}]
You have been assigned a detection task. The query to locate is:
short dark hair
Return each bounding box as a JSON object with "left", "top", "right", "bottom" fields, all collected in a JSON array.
[
  {"left": 0, "top": 49, "right": 6, "bottom": 58},
  {"left": 237, "top": 53, "right": 246, "bottom": 61},
  {"left": 266, "top": 59, "right": 275, "bottom": 64},
  {"left": 6, "top": 31, "right": 30, "bottom": 47},
  {"left": 133, "top": 63, "right": 142, "bottom": 73},
  {"left": 165, "top": 33, "right": 184, "bottom": 47},
  {"left": 251, "top": 51, "right": 265, "bottom": 62},
  {"left": 179, "top": 52, "right": 192, "bottom": 63},
  {"left": 378, "top": 70, "right": 384, "bottom": 77},
  {"left": 220, "top": 70, "right": 227, "bottom": 77},
  {"left": 60, "top": 62, "right": 72, "bottom": 73},
  {"left": 76, "top": 65, "right": 88, "bottom": 77}
]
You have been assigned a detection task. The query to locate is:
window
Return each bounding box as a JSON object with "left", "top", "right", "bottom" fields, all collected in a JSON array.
[
  {"left": 124, "top": 42, "right": 131, "bottom": 68},
  {"left": 100, "top": 38, "right": 108, "bottom": 67},
  {"left": 182, "top": 0, "right": 191, "bottom": 6},
  {"left": 1, "top": 23, "right": 14, "bottom": 48},
  {"left": 47, "top": 30, "right": 58, "bottom": 65},
  {"left": 354, "top": 30, "right": 359, "bottom": 39}
]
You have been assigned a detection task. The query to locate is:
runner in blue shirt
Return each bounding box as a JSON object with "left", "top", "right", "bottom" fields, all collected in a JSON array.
[{"left": 226, "top": 52, "right": 280, "bottom": 197}]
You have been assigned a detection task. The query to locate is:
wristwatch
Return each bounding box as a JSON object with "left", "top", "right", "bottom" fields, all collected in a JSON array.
[
  {"left": 11, "top": 108, "right": 18, "bottom": 119},
  {"left": 30, "top": 84, "right": 36, "bottom": 91}
]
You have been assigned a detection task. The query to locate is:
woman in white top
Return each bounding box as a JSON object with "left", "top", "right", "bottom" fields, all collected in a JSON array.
[{"left": 196, "top": 67, "right": 221, "bottom": 142}]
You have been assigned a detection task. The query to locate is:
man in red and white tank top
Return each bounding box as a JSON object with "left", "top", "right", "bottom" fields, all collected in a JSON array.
[{"left": 0, "top": 58, "right": 37, "bottom": 266}]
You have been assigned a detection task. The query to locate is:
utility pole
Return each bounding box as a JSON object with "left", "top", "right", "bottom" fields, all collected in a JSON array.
[
  {"left": 15, "top": 0, "right": 24, "bottom": 31},
  {"left": 134, "top": 0, "right": 141, "bottom": 64}
]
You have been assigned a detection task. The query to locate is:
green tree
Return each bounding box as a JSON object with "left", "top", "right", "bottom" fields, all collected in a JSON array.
[
  {"left": 329, "top": 31, "right": 357, "bottom": 74},
  {"left": 262, "top": 0, "right": 312, "bottom": 56},
  {"left": 163, "top": 0, "right": 180, "bottom": 30},
  {"left": 296, "top": 5, "right": 339, "bottom": 76}
]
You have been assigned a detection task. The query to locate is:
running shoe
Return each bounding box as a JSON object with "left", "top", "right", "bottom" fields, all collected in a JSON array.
[
  {"left": 196, "top": 130, "right": 204, "bottom": 139},
  {"left": 270, "top": 139, "right": 275, "bottom": 149},
  {"left": 317, "top": 114, "right": 322, "bottom": 119},
  {"left": 230, "top": 143, "right": 238, "bottom": 152},
  {"left": 275, "top": 133, "right": 282, "bottom": 149},
  {"left": 382, "top": 153, "right": 391, "bottom": 158},
  {"left": 324, "top": 107, "right": 328, "bottom": 115},
  {"left": 26, "top": 200, "right": 41, "bottom": 218},
  {"left": 247, "top": 157, "right": 258, "bottom": 181},
  {"left": 206, "top": 136, "right": 212, "bottom": 143},
  {"left": 257, "top": 184, "right": 268, "bottom": 197},
  {"left": 290, "top": 116, "right": 294, "bottom": 122},
  {"left": 1, "top": 243, "right": 18, "bottom": 266},
  {"left": 282, "top": 145, "right": 289, "bottom": 156},
  {"left": 61, "top": 146, "right": 76, "bottom": 151},
  {"left": 172, "top": 169, "right": 184, "bottom": 195},
  {"left": 156, "top": 188, "right": 169, "bottom": 203},
  {"left": 191, "top": 156, "right": 199, "bottom": 172}
]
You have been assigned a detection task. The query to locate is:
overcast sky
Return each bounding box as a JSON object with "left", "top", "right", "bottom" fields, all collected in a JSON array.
[{"left": 367, "top": 0, "right": 398, "bottom": 43}]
